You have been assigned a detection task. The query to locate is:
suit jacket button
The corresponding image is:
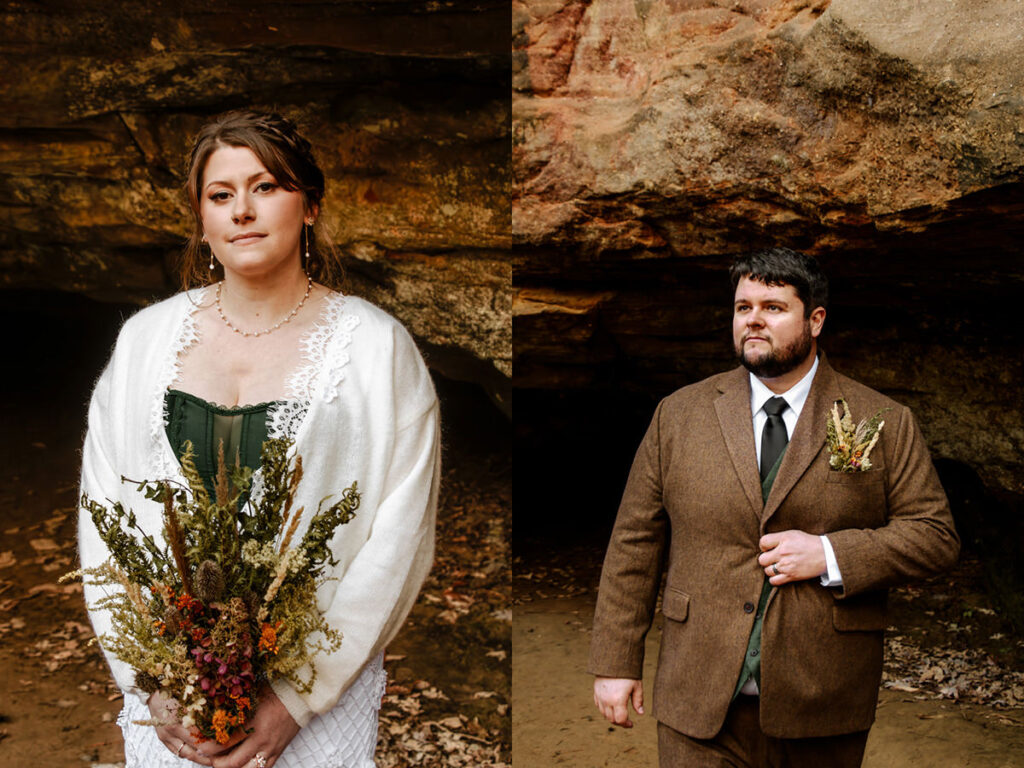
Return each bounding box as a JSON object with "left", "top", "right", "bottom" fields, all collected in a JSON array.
[{"left": 743, "top": 602, "right": 755, "bottom": 613}]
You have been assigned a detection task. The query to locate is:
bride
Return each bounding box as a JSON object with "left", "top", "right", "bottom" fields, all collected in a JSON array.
[{"left": 78, "top": 111, "right": 440, "bottom": 768}]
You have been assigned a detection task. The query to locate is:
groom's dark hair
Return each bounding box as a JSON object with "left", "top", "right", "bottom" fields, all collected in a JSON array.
[{"left": 729, "top": 247, "right": 829, "bottom": 318}]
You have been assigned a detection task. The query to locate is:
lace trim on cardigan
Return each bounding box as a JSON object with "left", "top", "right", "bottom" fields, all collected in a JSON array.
[
  {"left": 263, "top": 293, "right": 360, "bottom": 503},
  {"left": 264, "top": 293, "right": 359, "bottom": 443},
  {"left": 150, "top": 291, "right": 359, "bottom": 486},
  {"left": 149, "top": 288, "right": 206, "bottom": 479},
  {"left": 286, "top": 292, "right": 360, "bottom": 403}
]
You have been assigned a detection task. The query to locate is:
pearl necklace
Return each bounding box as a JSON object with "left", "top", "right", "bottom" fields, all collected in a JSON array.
[{"left": 215, "top": 275, "right": 313, "bottom": 338}]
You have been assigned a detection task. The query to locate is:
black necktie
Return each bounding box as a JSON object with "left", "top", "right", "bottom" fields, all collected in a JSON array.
[{"left": 760, "top": 396, "right": 789, "bottom": 483}]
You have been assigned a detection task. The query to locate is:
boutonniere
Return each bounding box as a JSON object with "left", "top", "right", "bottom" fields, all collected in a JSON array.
[{"left": 826, "top": 399, "right": 887, "bottom": 472}]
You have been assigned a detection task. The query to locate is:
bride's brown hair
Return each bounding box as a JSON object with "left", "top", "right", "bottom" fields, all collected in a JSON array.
[{"left": 180, "top": 110, "right": 343, "bottom": 290}]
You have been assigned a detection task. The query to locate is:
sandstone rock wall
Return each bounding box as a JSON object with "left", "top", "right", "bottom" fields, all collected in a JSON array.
[
  {"left": 514, "top": 0, "right": 1024, "bottom": 250},
  {"left": 0, "top": 0, "right": 511, "bottom": 409},
  {"left": 513, "top": 0, "right": 1024, "bottom": 499}
]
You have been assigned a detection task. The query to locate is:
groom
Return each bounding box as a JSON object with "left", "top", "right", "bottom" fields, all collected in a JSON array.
[{"left": 589, "top": 249, "right": 959, "bottom": 767}]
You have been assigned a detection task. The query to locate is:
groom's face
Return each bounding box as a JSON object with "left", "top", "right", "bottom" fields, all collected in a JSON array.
[{"left": 732, "top": 276, "right": 823, "bottom": 379}]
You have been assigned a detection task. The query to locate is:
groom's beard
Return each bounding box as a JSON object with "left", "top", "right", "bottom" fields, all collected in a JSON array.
[{"left": 736, "top": 322, "right": 814, "bottom": 379}]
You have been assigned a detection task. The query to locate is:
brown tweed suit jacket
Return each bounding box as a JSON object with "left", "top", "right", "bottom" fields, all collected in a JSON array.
[{"left": 588, "top": 355, "right": 959, "bottom": 739}]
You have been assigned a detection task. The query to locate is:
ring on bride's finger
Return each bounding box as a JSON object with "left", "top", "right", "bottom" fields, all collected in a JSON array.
[
  {"left": 176, "top": 741, "right": 186, "bottom": 757},
  {"left": 253, "top": 753, "right": 268, "bottom": 768}
]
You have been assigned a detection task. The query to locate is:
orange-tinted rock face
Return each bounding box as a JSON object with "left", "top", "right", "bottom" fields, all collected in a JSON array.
[
  {"left": 515, "top": 0, "right": 1024, "bottom": 251},
  {"left": 0, "top": 1, "right": 511, "bottom": 407},
  {"left": 513, "top": 0, "right": 1024, "bottom": 499}
]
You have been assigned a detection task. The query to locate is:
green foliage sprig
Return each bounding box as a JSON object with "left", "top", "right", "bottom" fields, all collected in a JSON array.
[{"left": 301, "top": 485, "right": 360, "bottom": 574}]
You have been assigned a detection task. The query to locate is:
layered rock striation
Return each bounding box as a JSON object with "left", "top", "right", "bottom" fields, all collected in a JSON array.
[{"left": 1, "top": 0, "right": 511, "bottom": 409}]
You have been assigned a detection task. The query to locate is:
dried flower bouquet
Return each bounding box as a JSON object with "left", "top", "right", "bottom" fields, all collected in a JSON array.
[{"left": 66, "top": 438, "right": 359, "bottom": 744}]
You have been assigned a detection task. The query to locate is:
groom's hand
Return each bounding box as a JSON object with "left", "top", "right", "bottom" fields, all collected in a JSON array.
[
  {"left": 594, "top": 676, "right": 644, "bottom": 728},
  {"left": 758, "top": 529, "right": 827, "bottom": 585}
]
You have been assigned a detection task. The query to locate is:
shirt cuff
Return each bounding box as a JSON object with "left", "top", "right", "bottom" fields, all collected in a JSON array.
[{"left": 819, "top": 535, "right": 843, "bottom": 587}]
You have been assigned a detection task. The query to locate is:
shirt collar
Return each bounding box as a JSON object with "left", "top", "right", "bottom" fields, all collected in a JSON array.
[{"left": 749, "top": 354, "right": 819, "bottom": 419}]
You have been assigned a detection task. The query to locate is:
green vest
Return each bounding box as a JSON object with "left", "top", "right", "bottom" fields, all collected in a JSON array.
[{"left": 732, "top": 447, "right": 786, "bottom": 699}]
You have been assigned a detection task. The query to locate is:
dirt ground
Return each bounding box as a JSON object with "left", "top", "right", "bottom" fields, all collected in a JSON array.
[
  {"left": 0, "top": 314, "right": 511, "bottom": 768},
  {"left": 513, "top": 543, "right": 1024, "bottom": 768}
]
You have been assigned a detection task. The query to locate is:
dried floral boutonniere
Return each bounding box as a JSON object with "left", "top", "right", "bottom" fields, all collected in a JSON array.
[{"left": 826, "top": 399, "right": 887, "bottom": 472}]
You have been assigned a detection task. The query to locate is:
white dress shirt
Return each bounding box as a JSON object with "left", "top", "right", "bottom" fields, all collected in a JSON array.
[{"left": 748, "top": 356, "right": 843, "bottom": 587}]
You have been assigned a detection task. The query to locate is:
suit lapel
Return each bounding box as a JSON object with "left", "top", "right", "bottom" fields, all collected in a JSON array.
[
  {"left": 761, "top": 354, "right": 843, "bottom": 523},
  {"left": 714, "top": 367, "right": 762, "bottom": 517}
]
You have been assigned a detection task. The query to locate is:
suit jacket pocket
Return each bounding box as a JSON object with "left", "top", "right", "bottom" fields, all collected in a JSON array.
[
  {"left": 832, "top": 598, "right": 887, "bottom": 632},
  {"left": 825, "top": 468, "right": 885, "bottom": 485},
  {"left": 662, "top": 587, "right": 689, "bottom": 622}
]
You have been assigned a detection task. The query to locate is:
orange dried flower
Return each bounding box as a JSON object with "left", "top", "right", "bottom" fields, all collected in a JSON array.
[
  {"left": 176, "top": 593, "right": 202, "bottom": 613},
  {"left": 212, "top": 709, "right": 231, "bottom": 744},
  {"left": 258, "top": 622, "right": 282, "bottom": 655}
]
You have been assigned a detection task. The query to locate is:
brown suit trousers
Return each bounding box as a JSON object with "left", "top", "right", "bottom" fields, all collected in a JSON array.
[{"left": 657, "top": 697, "right": 868, "bottom": 768}]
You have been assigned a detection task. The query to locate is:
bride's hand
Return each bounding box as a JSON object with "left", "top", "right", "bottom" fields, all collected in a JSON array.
[
  {"left": 148, "top": 691, "right": 243, "bottom": 765},
  {"left": 210, "top": 688, "right": 300, "bottom": 768},
  {"left": 148, "top": 690, "right": 213, "bottom": 765}
]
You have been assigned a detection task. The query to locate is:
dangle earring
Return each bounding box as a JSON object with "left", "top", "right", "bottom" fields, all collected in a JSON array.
[
  {"left": 303, "top": 220, "right": 313, "bottom": 269},
  {"left": 203, "top": 234, "right": 214, "bottom": 271}
]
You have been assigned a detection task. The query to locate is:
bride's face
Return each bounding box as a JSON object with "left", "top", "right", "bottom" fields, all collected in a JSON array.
[{"left": 200, "top": 144, "right": 310, "bottom": 280}]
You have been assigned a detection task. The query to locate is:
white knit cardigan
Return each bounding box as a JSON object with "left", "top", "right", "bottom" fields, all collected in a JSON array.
[{"left": 78, "top": 289, "right": 440, "bottom": 727}]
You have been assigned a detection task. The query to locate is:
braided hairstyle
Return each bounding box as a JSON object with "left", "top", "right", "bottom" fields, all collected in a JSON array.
[{"left": 180, "top": 110, "right": 343, "bottom": 290}]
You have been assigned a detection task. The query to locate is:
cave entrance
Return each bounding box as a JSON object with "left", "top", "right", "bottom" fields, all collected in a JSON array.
[{"left": 512, "top": 207, "right": 1024, "bottom": 647}]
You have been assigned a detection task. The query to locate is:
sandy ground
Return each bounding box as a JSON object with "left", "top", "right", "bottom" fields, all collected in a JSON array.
[{"left": 513, "top": 596, "right": 1024, "bottom": 768}]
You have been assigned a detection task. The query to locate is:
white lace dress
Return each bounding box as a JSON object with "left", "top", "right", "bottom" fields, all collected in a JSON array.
[{"left": 93, "top": 289, "right": 431, "bottom": 767}]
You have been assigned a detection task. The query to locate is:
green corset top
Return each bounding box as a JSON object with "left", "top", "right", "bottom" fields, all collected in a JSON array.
[{"left": 164, "top": 389, "right": 279, "bottom": 500}]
